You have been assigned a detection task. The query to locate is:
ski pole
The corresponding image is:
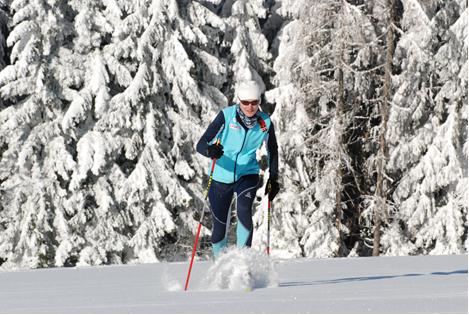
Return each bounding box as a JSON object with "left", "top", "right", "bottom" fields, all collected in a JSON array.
[
  {"left": 266, "top": 178, "right": 272, "bottom": 256},
  {"left": 184, "top": 140, "right": 219, "bottom": 291},
  {"left": 267, "top": 199, "right": 271, "bottom": 255}
]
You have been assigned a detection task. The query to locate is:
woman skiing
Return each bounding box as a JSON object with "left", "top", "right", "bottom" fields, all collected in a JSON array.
[{"left": 196, "top": 80, "right": 280, "bottom": 258}]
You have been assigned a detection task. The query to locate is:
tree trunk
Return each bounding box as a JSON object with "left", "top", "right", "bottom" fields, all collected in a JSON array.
[
  {"left": 374, "top": 0, "right": 395, "bottom": 256},
  {"left": 334, "top": 1, "right": 347, "bottom": 254},
  {"left": 336, "top": 65, "right": 344, "bottom": 239}
]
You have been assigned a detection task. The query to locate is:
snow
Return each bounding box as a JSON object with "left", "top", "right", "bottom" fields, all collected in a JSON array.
[
  {"left": 0, "top": 250, "right": 466, "bottom": 313},
  {"left": 199, "top": 247, "right": 278, "bottom": 291}
]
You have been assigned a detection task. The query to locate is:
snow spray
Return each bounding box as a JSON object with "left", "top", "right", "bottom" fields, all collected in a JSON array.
[
  {"left": 199, "top": 247, "right": 278, "bottom": 291},
  {"left": 162, "top": 267, "right": 183, "bottom": 291}
]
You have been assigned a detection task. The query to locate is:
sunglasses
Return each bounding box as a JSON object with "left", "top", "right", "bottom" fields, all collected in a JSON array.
[{"left": 240, "top": 100, "right": 259, "bottom": 106}]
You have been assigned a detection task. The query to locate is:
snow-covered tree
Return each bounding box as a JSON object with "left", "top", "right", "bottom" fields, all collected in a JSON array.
[
  {"left": 224, "top": 0, "right": 271, "bottom": 94},
  {"left": 0, "top": 0, "right": 466, "bottom": 270},
  {"left": 0, "top": 0, "right": 73, "bottom": 268},
  {"left": 363, "top": 0, "right": 398, "bottom": 256},
  {"left": 60, "top": 0, "right": 231, "bottom": 264},
  {"left": 381, "top": 0, "right": 468, "bottom": 255},
  {"left": 0, "top": 0, "right": 7, "bottom": 68},
  {"left": 255, "top": 0, "right": 380, "bottom": 258},
  {"left": 0, "top": 0, "right": 232, "bottom": 267},
  {"left": 0, "top": 0, "right": 8, "bottom": 112}
]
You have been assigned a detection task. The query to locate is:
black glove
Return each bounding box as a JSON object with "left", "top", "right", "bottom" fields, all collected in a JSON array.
[
  {"left": 264, "top": 175, "right": 280, "bottom": 201},
  {"left": 207, "top": 143, "right": 224, "bottom": 159}
]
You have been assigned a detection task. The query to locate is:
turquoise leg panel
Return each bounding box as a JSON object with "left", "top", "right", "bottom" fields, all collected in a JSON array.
[
  {"left": 212, "top": 237, "right": 228, "bottom": 258},
  {"left": 236, "top": 221, "right": 251, "bottom": 248}
]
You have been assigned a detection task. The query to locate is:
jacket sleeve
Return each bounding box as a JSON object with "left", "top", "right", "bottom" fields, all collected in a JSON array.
[
  {"left": 267, "top": 122, "right": 279, "bottom": 178},
  {"left": 196, "top": 111, "right": 225, "bottom": 157}
]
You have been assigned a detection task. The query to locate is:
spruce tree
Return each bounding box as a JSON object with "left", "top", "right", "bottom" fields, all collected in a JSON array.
[
  {"left": 382, "top": 0, "right": 468, "bottom": 255},
  {"left": 0, "top": 0, "right": 73, "bottom": 268},
  {"left": 0, "top": 0, "right": 7, "bottom": 70}
]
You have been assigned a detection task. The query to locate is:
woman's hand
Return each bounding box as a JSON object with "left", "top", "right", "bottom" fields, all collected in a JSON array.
[
  {"left": 265, "top": 175, "right": 280, "bottom": 201},
  {"left": 207, "top": 143, "right": 224, "bottom": 159}
]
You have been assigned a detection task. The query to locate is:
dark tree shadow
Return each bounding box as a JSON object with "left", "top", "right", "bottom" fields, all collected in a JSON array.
[{"left": 279, "top": 269, "right": 468, "bottom": 287}]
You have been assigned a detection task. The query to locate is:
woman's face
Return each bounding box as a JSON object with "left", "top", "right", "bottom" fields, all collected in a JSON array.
[{"left": 239, "top": 99, "right": 260, "bottom": 117}]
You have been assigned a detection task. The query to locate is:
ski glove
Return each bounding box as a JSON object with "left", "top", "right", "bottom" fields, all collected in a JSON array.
[
  {"left": 265, "top": 175, "right": 280, "bottom": 201},
  {"left": 207, "top": 143, "right": 224, "bottom": 159}
]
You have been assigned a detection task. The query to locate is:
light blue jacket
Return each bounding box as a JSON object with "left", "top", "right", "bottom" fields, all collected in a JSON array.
[{"left": 210, "top": 105, "right": 271, "bottom": 184}]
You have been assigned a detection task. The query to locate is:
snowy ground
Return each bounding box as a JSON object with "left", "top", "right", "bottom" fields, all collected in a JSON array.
[{"left": 0, "top": 249, "right": 467, "bottom": 313}]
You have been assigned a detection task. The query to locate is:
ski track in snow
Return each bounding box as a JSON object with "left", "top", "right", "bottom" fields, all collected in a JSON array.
[{"left": 0, "top": 250, "right": 467, "bottom": 313}]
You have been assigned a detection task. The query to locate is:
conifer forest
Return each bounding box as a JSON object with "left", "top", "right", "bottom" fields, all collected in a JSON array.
[{"left": 0, "top": 0, "right": 467, "bottom": 269}]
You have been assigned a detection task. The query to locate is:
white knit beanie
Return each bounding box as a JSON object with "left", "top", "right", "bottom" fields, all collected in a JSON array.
[{"left": 237, "top": 80, "right": 261, "bottom": 100}]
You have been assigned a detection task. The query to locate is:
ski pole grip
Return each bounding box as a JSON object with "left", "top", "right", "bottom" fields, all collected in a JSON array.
[
  {"left": 210, "top": 139, "right": 221, "bottom": 173},
  {"left": 203, "top": 139, "right": 220, "bottom": 200}
]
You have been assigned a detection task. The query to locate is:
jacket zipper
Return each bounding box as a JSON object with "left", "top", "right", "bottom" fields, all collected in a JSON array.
[{"left": 233, "top": 129, "right": 248, "bottom": 182}]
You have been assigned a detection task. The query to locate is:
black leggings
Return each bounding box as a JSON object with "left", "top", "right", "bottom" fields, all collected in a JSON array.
[{"left": 208, "top": 175, "right": 259, "bottom": 256}]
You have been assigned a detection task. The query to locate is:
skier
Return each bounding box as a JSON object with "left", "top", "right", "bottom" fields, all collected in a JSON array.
[{"left": 196, "top": 80, "right": 280, "bottom": 258}]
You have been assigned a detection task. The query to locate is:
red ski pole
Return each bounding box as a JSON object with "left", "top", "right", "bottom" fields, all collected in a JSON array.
[{"left": 184, "top": 140, "right": 219, "bottom": 291}]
